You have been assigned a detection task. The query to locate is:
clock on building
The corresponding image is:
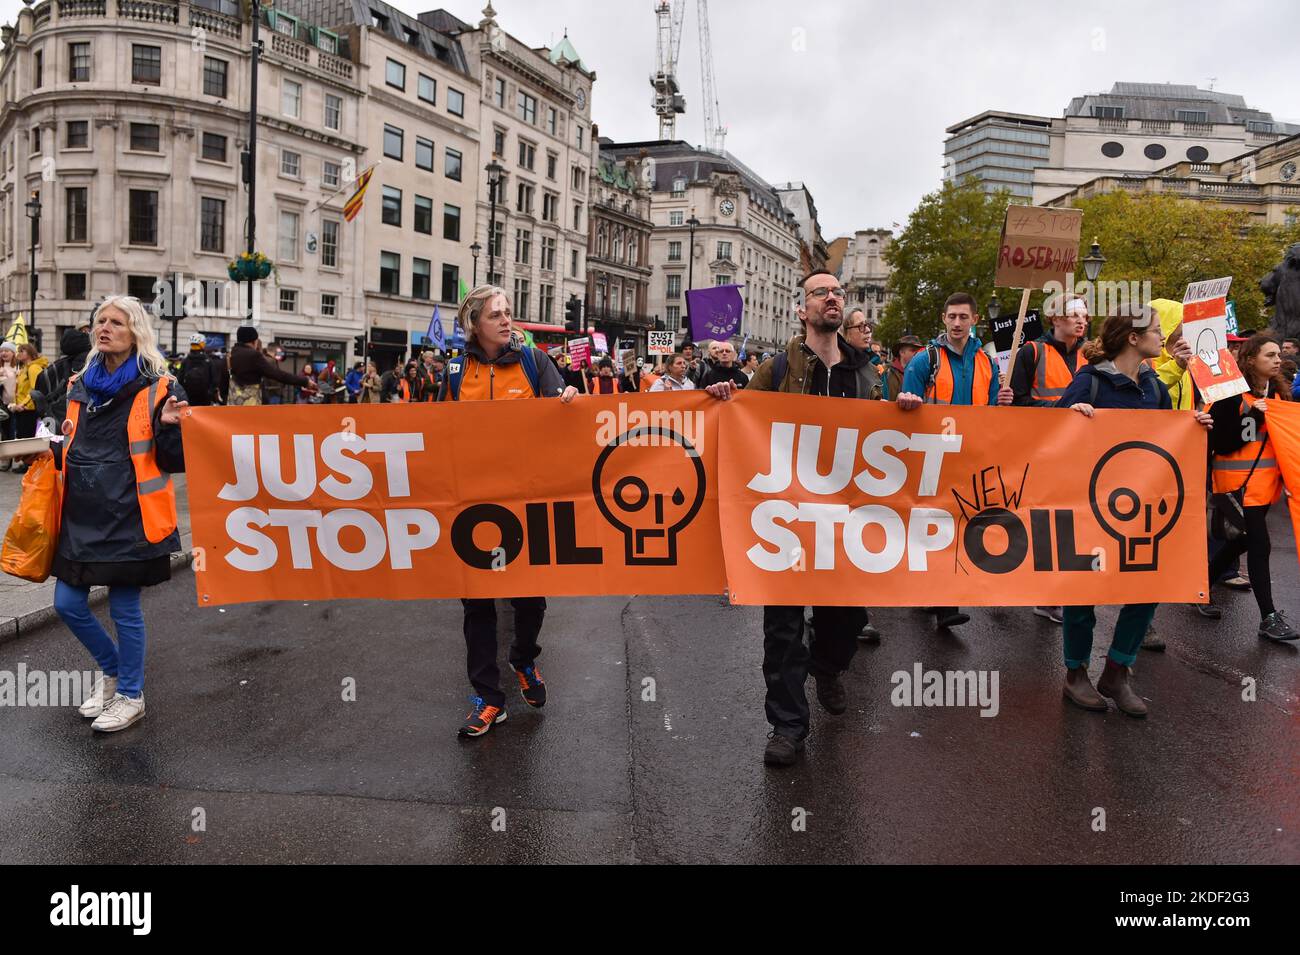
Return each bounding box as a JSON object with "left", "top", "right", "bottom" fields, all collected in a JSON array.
[
  {"left": 1282, "top": 161, "right": 1297, "bottom": 181},
  {"left": 719, "top": 199, "right": 735, "bottom": 216},
  {"left": 575, "top": 88, "right": 587, "bottom": 111}
]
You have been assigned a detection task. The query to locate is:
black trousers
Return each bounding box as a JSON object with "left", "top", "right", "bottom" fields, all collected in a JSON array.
[
  {"left": 1209, "top": 504, "right": 1274, "bottom": 618},
  {"left": 461, "top": 597, "right": 546, "bottom": 708},
  {"left": 763, "top": 604, "right": 866, "bottom": 739}
]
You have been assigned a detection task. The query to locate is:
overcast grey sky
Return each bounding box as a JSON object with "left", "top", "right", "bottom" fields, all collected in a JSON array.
[{"left": 4, "top": 0, "right": 1296, "bottom": 238}]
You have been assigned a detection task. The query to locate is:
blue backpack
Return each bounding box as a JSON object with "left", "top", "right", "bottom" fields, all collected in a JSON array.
[{"left": 446, "top": 346, "right": 542, "bottom": 400}]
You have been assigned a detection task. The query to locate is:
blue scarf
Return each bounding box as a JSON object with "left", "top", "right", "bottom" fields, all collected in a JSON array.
[{"left": 81, "top": 353, "right": 141, "bottom": 408}]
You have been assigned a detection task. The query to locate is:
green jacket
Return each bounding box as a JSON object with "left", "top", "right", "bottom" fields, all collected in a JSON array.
[{"left": 748, "top": 333, "right": 882, "bottom": 398}]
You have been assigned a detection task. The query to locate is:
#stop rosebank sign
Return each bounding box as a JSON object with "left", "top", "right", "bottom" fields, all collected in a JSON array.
[{"left": 183, "top": 393, "right": 1209, "bottom": 607}]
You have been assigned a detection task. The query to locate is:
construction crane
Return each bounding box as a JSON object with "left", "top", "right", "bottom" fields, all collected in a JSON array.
[
  {"left": 696, "top": 0, "right": 726, "bottom": 152},
  {"left": 650, "top": 0, "right": 687, "bottom": 140}
]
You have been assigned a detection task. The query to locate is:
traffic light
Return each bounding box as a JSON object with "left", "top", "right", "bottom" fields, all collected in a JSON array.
[
  {"left": 564, "top": 294, "right": 582, "bottom": 333},
  {"left": 353, "top": 334, "right": 366, "bottom": 357}
]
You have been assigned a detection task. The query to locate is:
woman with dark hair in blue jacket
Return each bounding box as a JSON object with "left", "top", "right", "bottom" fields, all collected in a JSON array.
[{"left": 1055, "top": 305, "right": 1212, "bottom": 717}]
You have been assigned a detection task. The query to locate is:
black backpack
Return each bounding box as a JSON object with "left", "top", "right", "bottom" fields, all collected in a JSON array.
[
  {"left": 181, "top": 354, "right": 214, "bottom": 403},
  {"left": 35, "top": 356, "right": 77, "bottom": 424}
]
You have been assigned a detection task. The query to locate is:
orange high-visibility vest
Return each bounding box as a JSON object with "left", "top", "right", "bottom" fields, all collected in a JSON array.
[
  {"left": 396, "top": 378, "right": 414, "bottom": 402},
  {"left": 926, "top": 346, "right": 994, "bottom": 406},
  {"left": 64, "top": 375, "right": 178, "bottom": 545},
  {"left": 1029, "top": 340, "right": 1077, "bottom": 403},
  {"left": 1211, "top": 393, "right": 1282, "bottom": 507},
  {"left": 455, "top": 358, "right": 535, "bottom": 401}
]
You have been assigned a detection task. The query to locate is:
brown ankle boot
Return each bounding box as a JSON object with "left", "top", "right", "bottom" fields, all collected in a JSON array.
[
  {"left": 1096, "top": 659, "right": 1148, "bottom": 717},
  {"left": 1063, "top": 666, "right": 1107, "bottom": 711}
]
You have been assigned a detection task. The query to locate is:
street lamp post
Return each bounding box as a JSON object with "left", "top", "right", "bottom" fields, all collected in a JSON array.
[
  {"left": 486, "top": 159, "right": 504, "bottom": 285},
  {"left": 1081, "top": 239, "right": 1106, "bottom": 283},
  {"left": 244, "top": 0, "right": 261, "bottom": 325},
  {"left": 986, "top": 295, "right": 1000, "bottom": 322},
  {"left": 470, "top": 241, "right": 481, "bottom": 287},
  {"left": 25, "top": 191, "right": 40, "bottom": 349},
  {"left": 684, "top": 212, "right": 699, "bottom": 332}
]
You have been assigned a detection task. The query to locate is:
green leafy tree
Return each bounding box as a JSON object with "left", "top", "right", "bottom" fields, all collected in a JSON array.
[{"left": 879, "top": 179, "right": 1016, "bottom": 348}]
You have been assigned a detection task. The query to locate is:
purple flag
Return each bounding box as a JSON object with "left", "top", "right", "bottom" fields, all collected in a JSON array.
[{"left": 686, "top": 284, "right": 744, "bottom": 342}]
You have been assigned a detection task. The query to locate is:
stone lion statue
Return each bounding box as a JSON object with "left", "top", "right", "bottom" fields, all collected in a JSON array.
[{"left": 1261, "top": 243, "right": 1300, "bottom": 339}]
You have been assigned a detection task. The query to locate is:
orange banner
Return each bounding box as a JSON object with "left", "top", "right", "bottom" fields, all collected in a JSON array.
[
  {"left": 184, "top": 394, "right": 725, "bottom": 605},
  {"left": 1263, "top": 400, "right": 1300, "bottom": 571},
  {"left": 718, "top": 392, "right": 1209, "bottom": 606},
  {"left": 183, "top": 393, "right": 1210, "bottom": 607}
]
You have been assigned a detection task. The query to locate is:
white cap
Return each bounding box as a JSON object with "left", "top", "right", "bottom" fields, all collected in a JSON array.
[
  {"left": 189, "top": 333, "right": 207, "bottom": 346},
  {"left": 0, "top": 340, "right": 15, "bottom": 353}
]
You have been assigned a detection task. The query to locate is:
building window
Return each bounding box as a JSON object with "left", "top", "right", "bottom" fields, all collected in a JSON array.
[
  {"left": 68, "top": 42, "right": 90, "bottom": 82},
  {"left": 517, "top": 91, "right": 537, "bottom": 124},
  {"left": 518, "top": 140, "right": 535, "bottom": 170},
  {"left": 412, "top": 258, "right": 431, "bottom": 300},
  {"left": 279, "top": 288, "right": 298, "bottom": 312},
  {"left": 418, "top": 74, "right": 436, "bottom": 104},
  {"left": 369, "top": 8, "right": 389, "bottom": 29},
  {"left": 384, "top": 124, "right": 403, "bottom": 160},
  {"left": 494, "top": 76, "right": 506, "bottom": 108},
  {"left": 1100, "top": 141, "right": 1124, "bottom": 158},
  {"left": 539, "top": 284, "right": 554, "bottom": 322},
  {"left": 65, "top": 273, "right": 87, "bottom": 300},
  {"left": 493, "top": 128, "right": 506, "bottom": 157},
  {"left": 546, "top": 152, "right": 557, "bottom": 180},
  {"left": 541, "top": 235, "right": 556, "bottom": 271},
  {"left": 542, "top": 192, "right": 558, "bottom": 223},
  {"left": 515, "top": 228, "right": 531, "bottom": 264},
  {"left": 203, "top": 57, "right": 228, "bottom": 98},
  {"left": 671, "top": 176, "right": 686, "bottom": 197},
  {"left": 547, "top": 107, "right": 557, "bottom": 136},
  {"left": 570, "top": 248, "right": 579, "bottom": 278},
  {"left": 321, "top": 293, "right": 338, "bottom": 317},
  {"left": 669, "top": 210, "right": 684, "bottom": 226},
  {"left": 127, "top": 275, "right": 157, "bottom": 302},
  {"left": 575, "top": 124, "right": 584, "bottom": 149},
  {"left": 447, "top": 88, "right": 464, "bottom": 116},
  {"left": 65, "top": 187, "right": 88, "bottom": 242},
  {"left": 321, "top": 219, "right": 339, "bottom": 267},
  {"left": 572, "top": 167, "right": 586, "bottom": 191},
  {"left": 200, "top": 197, "right": 225, "bottom": 252},
  {"left": 129, "top": 123, "right": 160, "bottom": 152},
  {"left": 382, "top": 185, "right": 402, "bottom": 226},
  {"left": 1143, "top": 143, "right": 1167, "bottom": 160},
  {"left": 514, "top": 278, "right": 530, "bottom": 320},
  {"left": 445, "top": 147, "right": 462, "bottom": 181},
  {"left": 278, "top": 210, "right": 299, "bottom": 263},
  {"left": 66, "top": 120, "right": 89, "bottom": 149},
  {"left": 441, "top": 264, "right": 459, "bottom": 303},
  {"left": 1091, "top": 105, "right": 1124, "bottom": 119},
  {"left": 414, "top": 195, "right": 432, "bottom": 235},
  {"left": 280, "top": 149, "right": 301, "bottom": 178},
  {"left": 128, "top": 190, "right": 158, "bottom": 245},
  {"left": 1175, "top": 109, "right": 1207, "bottom": 124},
  {"left": 380, "top": 251, "right": 400, "bottom": 294},
  {"left": 201, "top": 132, "right": 227, "bottom": 162},
  {"left": 272, "top": 11, "right": 297, "bottom": 37},
  {"left": 666, "top": 275, "right": 681, "bottom": 299},
  {"left": 668, "top": 240, "right": 682, "bottom": 262},
  {"left": 490, "top": 220, "right": 504, "bottom": 259},
  {"left": 386, "top": 58, "right": 406, "bottom": 90},
  {"left": 282, "top": 79, "right": 301, "bottom": 118},
  {"left": 716, "top": 240, "right": 732, "bottom": 260},
  {"left": 324, "top": 93, "right": 342, "bottom": 131},
  {"left": 33, "top": 49, "right": 42, "bottom": 88},
  {"left": 667, "top": 305, "right": 680, "bottom": 326},
  {"left": 322, "top": 159, "right": 341, "bottom": 188},
  {"left": 415, "top": 136, "right": 434, "bottom": 171},
  {"left": 573, "top": 202, "right": 582, "bottom": 231},
  {"left": 715, "top": 273, "right": 731, "bottom": 286},
  {"left": 443, "top": 203, "right": 461, "bottom": 241},
  {"left": 516, "top": 181, "right": 534, "bottom": 213},
  {"left": 316, "top": 30, "right": 338, "bottom": 54}
]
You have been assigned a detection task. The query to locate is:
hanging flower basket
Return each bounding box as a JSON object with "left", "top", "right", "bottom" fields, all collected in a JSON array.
[{"left": 228, "top": 251, "right": 274, "bottom": 283}]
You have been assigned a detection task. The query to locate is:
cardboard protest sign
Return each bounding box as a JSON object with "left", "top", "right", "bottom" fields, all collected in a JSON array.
[
  {"left": 990, "top": 309, "right": 1042, "bottom": 376},
  {"left": 184, "top": 395, "right": 1209, "bottom": 607},
  {"left": 995, "top": 206, "right": 1083, "bottom": 290},
  {"left": 568, "top": 336, "right": 592, "bottom": 369},
  {"left": 592, "top": 332, "right": 609, "bottom": 355},
  {"left": 648, "top": 331, "right": 675, "bottom": 355},
  {"left": 1182, "top": 277, "right": 1246, "bottom": 404}
]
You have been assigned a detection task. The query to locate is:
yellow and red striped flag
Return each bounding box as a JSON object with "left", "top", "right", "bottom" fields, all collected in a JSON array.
[{"left": 343, "top": 167, "right": 375, "bottom": 223}]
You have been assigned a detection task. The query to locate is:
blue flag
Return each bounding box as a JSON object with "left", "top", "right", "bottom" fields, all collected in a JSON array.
[
  {"left": 427, "top": 306, "right": 446, "bottom": 351},
  {"left": 449, "top": 319, "right": 465, "bottom": 351},
  {"left": 738, "top": 334, "right": 750, "bottom": 361}
]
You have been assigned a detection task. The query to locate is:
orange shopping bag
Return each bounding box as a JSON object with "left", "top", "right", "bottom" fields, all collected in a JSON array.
[{"left": 1, "top": 451, "right": 62, "bottom": 582}]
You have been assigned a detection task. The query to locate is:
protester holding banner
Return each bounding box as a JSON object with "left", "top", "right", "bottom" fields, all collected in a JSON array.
[
  {"left": 897, "top": 292, "right": 1012, "bottom": 629},
  {"left": 648, "top": 354, "right": 696, "bottom": 391},
  {"left": 1010, "top": 294, "right": 1089, "bottom": 408},
  {"left": 716, "top": 269, "right": 878, "bottom": 768},
  {"left": 437, "top": 284, "right": 578, "bottom": 737},
  {"left": 43, "top": 296, "right": 189, "bottom": 732},
  {"left": 1055, "top": 305, "right": 1215, "bottom": 714},
  {"left": 1203, "top": 335, "right": 1298, "bottom": 641}
]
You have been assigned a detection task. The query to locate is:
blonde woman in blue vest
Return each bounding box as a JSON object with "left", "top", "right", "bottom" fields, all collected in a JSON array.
[{"left": 52, "top": 297, "right": 188, "bottom": 731}]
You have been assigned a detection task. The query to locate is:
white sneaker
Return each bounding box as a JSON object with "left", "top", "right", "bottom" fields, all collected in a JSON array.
[
  {"left": 91, "top": 693, "right": 145, "bottom": 733},
  {"left": 78, "top": 674, "right": 118, "bottom": 718}
]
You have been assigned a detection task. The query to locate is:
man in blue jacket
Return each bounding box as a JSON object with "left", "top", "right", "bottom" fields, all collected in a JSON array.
[{"left": 897, "top": 292, "right": 1013, "bottom": 630}]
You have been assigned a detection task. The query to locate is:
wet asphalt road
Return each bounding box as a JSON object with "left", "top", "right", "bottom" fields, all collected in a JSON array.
[{"left": 1, "top": 516, "right": 1297, "bottom": 864}]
